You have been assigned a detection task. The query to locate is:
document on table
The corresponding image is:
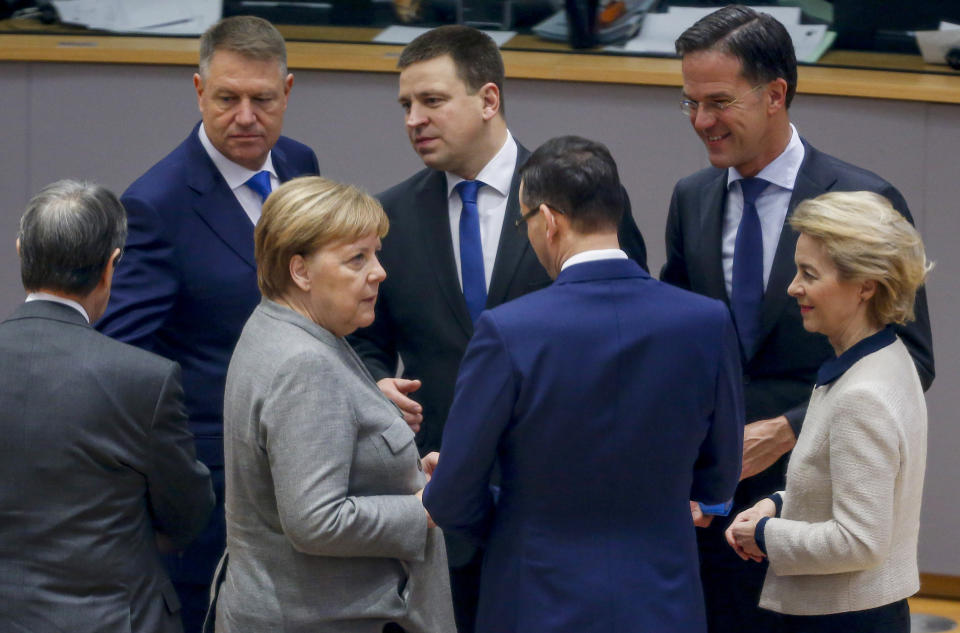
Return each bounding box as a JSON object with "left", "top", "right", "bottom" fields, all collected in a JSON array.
[
  {"left": 374, "top": 25, "right": 516, "bottom": 47},
  {"left": 51, "top": 0, "right": 221, "bottom": 35}
]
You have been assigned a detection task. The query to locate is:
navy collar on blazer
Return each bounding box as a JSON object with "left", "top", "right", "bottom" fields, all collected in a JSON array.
[
  {"left": 183, "top": 122, "right": 296, "bottom": 271},
  {"left": 555, "top": 257, "right": 649, "bottom": 286},
  {"left": 413, "top": 142, "right": 535, "bottom": 338}
]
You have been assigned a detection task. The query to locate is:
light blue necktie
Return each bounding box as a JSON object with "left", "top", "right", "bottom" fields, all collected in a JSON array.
[
  {"left": 731, "top": 177, "right": 769, "bottom": 357},
  {"left": 456, "top": 180, "right": 487, "bottom": 324},
  {"left": 245, "top": 171, "right": 273, "bottom": 202}
]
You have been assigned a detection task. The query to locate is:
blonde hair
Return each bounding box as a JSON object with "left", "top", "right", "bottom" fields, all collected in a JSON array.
[
  {"left": 789, "top": 191, "right": 932, "bottom": 326},
  {"left": 255, "top": 176, "right": 388, "bottom": 299}
]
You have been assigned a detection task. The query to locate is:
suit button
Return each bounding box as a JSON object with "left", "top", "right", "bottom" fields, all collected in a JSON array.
[{"left": 416, "top": 458, "right": 423, "bottom": 472}]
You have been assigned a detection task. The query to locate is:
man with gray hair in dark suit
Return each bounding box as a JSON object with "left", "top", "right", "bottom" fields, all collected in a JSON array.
[{"left": 0, "top": 180, "right": 214, "bottom": 633}]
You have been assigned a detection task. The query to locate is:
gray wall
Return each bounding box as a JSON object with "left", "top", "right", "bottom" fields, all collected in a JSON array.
[{"left": 2, "top": 61, "right": 957, "bottom": 576}]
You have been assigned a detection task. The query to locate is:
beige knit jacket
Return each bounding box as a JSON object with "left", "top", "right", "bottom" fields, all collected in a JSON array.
[{"left": 759, "top": 337, "right": 927, "bottom": 616}]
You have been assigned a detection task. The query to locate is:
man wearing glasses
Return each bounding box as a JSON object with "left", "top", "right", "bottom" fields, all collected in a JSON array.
[
  {"left": 661, "top": 5, "right": 934, "bottom": 633},
  {"left": 424, "top": 135, "right": 744, "bottom": 633}
]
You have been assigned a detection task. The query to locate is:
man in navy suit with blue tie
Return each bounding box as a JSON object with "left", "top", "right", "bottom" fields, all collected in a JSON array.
[
  {"left": 97, "top": 16, "right": 319, "bottom": 632},
  {"left": 423, "top": 136, "right": 744, "bottom": 633}
]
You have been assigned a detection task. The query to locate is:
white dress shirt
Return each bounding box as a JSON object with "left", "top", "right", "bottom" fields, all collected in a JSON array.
[
  {"left": 25, "top": 292, "right": 90, "bottom": 323},
  {"left": 446, "top": 131, "right": 518, "bottom": 290},
  {"left": 722, "top": 124, "right": 805, "bottom": 296},
  {"left": 198, "top": 124, "right": 279, "bottom": 226},
  {"left": 561, "top": 248, "right": 628, "bottom": 272}
]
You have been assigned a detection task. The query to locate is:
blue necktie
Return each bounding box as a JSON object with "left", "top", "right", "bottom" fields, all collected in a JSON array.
[
  {"left": 245, "top": 171, "right": 273, "bottom": 202},
  {"left": 731, "top": 177, "right": 769, "bottom": 357},
  {"left": 456, "top": 180, "right": 487, "bottom": 324}
]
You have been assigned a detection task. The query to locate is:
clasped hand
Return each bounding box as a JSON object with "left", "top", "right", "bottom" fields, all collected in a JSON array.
[{"left": 724, "top": 497, "right": 776, "bottom": 563}]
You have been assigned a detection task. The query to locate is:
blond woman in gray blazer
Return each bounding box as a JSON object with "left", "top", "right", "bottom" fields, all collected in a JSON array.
[
  {"left": 216, "top": 177, "right": 454, "bottom": 633},
  {"left": 726, "top": 191, "right": 931, "bottom": 633}
]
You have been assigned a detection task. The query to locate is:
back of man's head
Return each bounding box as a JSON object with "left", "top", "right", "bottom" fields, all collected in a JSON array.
[
  {"left": 199, "top": 15, "right": 288, "bottom": 77},
  {"left": 18, "top": 180, "right": 127, "bottom": 297},
  {"left": 399, "top": 25, "right": 506, "bottom": 114},
  {"left": 520, "top": 136, "right": 624, "bottom": 234},
  {"left": 675, "top": 4, "right": 797, "bottom": 108}
]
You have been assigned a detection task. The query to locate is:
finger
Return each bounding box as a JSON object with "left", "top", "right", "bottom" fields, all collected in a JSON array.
[{"left": 394, "top": 378, "right": 422, "bottom": 395}]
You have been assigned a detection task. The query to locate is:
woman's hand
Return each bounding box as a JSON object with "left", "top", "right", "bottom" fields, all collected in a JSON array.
[
  {"left": 415, "top": 489, "right": 437, "bottom": 528},
  {"left": 725, "top": 498, "right": 776, "bottom": 562}
]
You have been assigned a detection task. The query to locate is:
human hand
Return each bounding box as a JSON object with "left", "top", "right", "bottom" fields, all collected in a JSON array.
[
  {"left": 741, "top": 416, "right": 796, "bottom": 480},
  {"left": 378, "top": 378, "right": 423, "bottom": 432},
  {"left": 690, "top": 500, "right": 714, "bottom": 528},
  {"left": 724, "top": 499, "right": 775, "bottom": 562},
  {"left": 415, "top": 488, "right": 436, "bottom": 528},
  {"left": 421, "top": 451, "right": 439, "bottom": 481}
]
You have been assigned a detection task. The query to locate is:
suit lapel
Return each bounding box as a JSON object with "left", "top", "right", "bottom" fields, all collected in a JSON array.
[
  {"left": 698, "top": 171, "right": 729, "bottom": 302},
  {"left": 185, "top": 130, "right": 257, "bottom": 270},
  {"left": 487, "top": 144, "right": 531, "bottom": 308},
  {"left": 416, "top": 170, "right": 474, "bottom": 337},
  {"left": 755, "top": 142, "right": 836, "bottom": 349}
]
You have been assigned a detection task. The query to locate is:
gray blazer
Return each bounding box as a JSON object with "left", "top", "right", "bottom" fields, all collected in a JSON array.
[
  {"left": 0, "top": 300, "right": 214, "bottom": 633},
  {"left": 217, "top": 299, "right": 454, "bottom": 633}
]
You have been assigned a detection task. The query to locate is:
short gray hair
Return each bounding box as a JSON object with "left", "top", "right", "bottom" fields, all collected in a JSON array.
[
  {"left": 198, "top": 15, "right": 287, "bottom": 78},
  {"left": 18, "top": 180, "right": 127, "bottom": 296},
  {"left": 789, "top": 191, "right": 932, "bottom": 326}
]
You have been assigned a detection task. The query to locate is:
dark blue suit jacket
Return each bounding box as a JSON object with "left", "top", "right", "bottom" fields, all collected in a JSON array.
[
  {"left": 97, "top": 124, "right": 319, "bottom": 583},
  {"left": 423, "top": 258, "right": 744, "bottom": 633}
]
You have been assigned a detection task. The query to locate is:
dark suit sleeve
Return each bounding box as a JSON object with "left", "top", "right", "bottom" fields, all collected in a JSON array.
[
  {"left": 660, "top": 185, "right": 691, "bottom": 289},
  {"left": 618, "top": 185, "right": 648, "bottom": 271},
  {"left": 96, "top": 195, "right": 179, "bottom": 349},
  {"left": 882, "top": 185, "right": 934, "bottom": 392},
  {"left": 422, "top": 311, "right": 516, "bottom": 542},
  {"left": 691, "top": 312, "right": 745, "bottom": 504},
  {"left": 145, "top": 364, "right": 214, "bottom": 548}
]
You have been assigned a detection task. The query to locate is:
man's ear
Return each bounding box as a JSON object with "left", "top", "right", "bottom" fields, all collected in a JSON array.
[
  {"left": 767, "top": 78, "right": 788, "bottom": 114},
  {"left": 288, "top": 254, "right": 311, "bottom": 292},
  {"left": 479, "top": 82, "right": 501, "bottom": 121},
  {"left": 541, "top": 204, "right": 559, "bottom": 240}
]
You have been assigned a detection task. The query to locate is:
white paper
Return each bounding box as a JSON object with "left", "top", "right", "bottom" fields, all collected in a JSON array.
[
  {"left": 916, "top": 29, "right": 960, "bottom": 65},
  {"left": 51, "top": 0, "right": 221, "bottom": 35},
  {"left": 613, "top": 5, "right": 827, "bottom": 59},
  {"left": 374, "top": 25, "right": 516, "bottom": 48}
]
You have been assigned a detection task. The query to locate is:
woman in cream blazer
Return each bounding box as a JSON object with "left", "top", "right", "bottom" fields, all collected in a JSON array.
[
  {"left": 726, "top": 191, "right": 931, "bottom": 633},
  {"left": 216, "top": 177, "right": 454, "bottom": 633}
]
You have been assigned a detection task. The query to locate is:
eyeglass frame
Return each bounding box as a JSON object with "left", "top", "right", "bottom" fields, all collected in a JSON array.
[
  {"left": 515, "top": 202, "right": 564, "bottom": 230},
  {"left": 679, "top": 83, "right": 764, "bottom": 117}
]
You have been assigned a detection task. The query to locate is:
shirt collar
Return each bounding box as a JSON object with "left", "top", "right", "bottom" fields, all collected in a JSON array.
[
  {"left": 561, "top": 248, "right": 628, "bottom": 272},
  {"left": 446, "top": 131, "right": 517, "bottom": 199},
  {"left": 198, "top": 123, "right": 277, "bottom": 191},
  {"left": 25, "top": 292, "right": 90, "bottom": 323},
  {"left": 727, "top": 123, "right": 804, "bottom": 193},
  {"left": 815, "top": 325, "right": 897, "bottom": 387}
]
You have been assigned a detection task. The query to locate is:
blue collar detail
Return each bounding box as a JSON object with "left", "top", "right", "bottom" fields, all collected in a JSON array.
[{"left": 815, "top": 326, "right": 896, "bottom": 387}]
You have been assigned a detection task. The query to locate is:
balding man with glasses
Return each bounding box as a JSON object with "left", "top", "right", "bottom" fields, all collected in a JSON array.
[{"left": 660, "top": 5, "right": 934, "bottom": 633}]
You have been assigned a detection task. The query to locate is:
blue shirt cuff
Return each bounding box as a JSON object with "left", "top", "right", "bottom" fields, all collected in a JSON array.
[
  {"left": 755, "top": 516, "right": 770, "bottom": 554},
  {"left": 698, "top": 499, "right": 733, "bottom": 516}
]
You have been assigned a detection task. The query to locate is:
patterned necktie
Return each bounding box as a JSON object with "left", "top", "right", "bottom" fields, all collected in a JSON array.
[
  {"left": 245, "top": 171, "right": 273, "bottom": 203},
  {"left": 731, "top": 177, "right": 769, "bottom": 357},
  {"left": 456, "top": 180, "right": 487, "bottom": 324}
]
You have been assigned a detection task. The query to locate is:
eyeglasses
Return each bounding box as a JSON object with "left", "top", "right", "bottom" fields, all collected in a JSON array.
[
  {"left": 679, "top": 84, "right": 764, "bottom": 117},
  {"left": 515, "top": 202, "right": 563, "bottom": 230}
]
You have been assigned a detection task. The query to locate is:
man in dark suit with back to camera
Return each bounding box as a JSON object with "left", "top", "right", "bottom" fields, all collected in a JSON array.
[
  {"left": 348, "top": 25, "right": 647, "bottom": 632},
  {"left": 423, "top": 135, "right": 744, "bottom": 633},
  {"left": 662, "top": 6, "right": 935, "bottom": 632},
  {"left": 96, "top": 15, "right": 319, "bottom": 632},
  {"left": 0, "top": 180, "right": 214, "bottom": 633}
]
